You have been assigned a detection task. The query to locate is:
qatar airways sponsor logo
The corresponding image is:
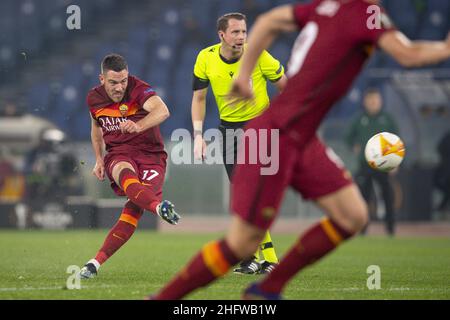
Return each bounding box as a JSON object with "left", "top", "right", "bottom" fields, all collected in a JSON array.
[{"left": 99, "top": 117, "right": 128, "bottom": 132}]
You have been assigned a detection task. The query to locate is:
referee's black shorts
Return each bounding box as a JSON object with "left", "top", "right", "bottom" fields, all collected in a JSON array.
[{"left": 218, "top": 119, "right": 248, "bottom": 180}]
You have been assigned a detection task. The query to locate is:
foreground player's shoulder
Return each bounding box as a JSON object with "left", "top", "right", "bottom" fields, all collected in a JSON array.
[
  {"left": 292, "top": 0, "right": 320, "bottom": 28},
  {"left": 352, "top": 0, "right": 396, "bottom": 44}
]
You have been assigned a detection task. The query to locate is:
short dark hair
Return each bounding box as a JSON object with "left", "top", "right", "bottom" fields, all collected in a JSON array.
[
  {"left": 217, "top": 13, "right": 246, "bottom": 32},
  {"left": 101, "top": 53, "right": 128, "bottom": 74},
  {"left": 364, "top": 87, "right": 380, "bottom": 96}
]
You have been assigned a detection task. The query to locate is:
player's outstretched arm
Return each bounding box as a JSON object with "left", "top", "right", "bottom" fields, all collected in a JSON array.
[
  {"left": 91, "top": 117, "right": 105, "bottom": 180},
  {"left": 231, "top": 5, "right": 297, "bottom": 98},
  {"left": 379, "top": 31, "right": 450, "bottom": 68},
  {"left": 120, "top": 96, "right": 170, "bottom": 134},
  {"left": 238, "top": 5, "right": 297, "bottom": 80}
]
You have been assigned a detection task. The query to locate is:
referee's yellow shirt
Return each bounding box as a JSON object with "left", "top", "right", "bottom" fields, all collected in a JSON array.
[{"left": 193, "top": 44, "right": 284, "bottom": 122}]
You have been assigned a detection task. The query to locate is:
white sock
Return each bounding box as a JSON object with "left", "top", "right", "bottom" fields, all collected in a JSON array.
[{"left": 87, "top": 258, "right": 100, "bottom": 271}]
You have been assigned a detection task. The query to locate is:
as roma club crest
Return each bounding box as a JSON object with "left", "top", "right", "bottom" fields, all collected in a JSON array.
[{"left": 119, "top": 104, "right": 128, "bottom": 117}]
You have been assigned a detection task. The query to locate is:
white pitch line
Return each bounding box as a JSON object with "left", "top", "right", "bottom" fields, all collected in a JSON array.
[
  {"left": 204, "top": 287, "right": 450, "bottom": 293},
  {"left": 289, "top": 287, "right": 450, "bottom": 292},
  {"left": 0, "top": 283, "right": 164, "bottom": 293},
  {"left": 1, "top": 285, "right": 448, "bottom": 293},
  {"left": 0, "top": 284, "right": 118, "bottom": 292}
]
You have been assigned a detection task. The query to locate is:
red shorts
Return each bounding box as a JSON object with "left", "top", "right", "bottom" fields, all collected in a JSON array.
[
  {"left": 104, "top": 150, "right": 167, "bottom": 199},
  {"left": 231, "top": 117, "right": 352, "bottom": 230}
]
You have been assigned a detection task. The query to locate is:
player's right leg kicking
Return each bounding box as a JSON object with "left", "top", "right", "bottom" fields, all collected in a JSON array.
[
  {"left": 80, "top": 161, "right": 180, "bottom": 279},
  {"left": 110, "top": 162, "right": 180, "bottom": 225}
]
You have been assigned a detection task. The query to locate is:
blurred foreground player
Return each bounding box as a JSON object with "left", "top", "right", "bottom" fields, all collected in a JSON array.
[
  {"left": 192, "top": 12, "right": 288, "bottom": 274},
  {"left": 153, "top": 0, "right": 450, "bottom": 299},
  {"left": 80, "top": 54, "right": 180, "bottom": 279}
]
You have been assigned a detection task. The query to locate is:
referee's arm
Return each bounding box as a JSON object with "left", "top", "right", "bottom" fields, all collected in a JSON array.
[
  {"left": 273, "top": 73, "right": 288, "bottom": 92},
  {"left": 191, "top": 87, "right": 207, "bottom": 136},
  {"left": 191, "top": 75, "right": 209, "bottom": 160}
]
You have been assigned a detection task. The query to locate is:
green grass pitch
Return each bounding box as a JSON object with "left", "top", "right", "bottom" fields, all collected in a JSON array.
[{"left": 0, "top": 230, "right": 449, "bottom": 300}]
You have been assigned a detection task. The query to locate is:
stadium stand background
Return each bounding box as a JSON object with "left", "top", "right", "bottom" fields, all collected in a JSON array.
[{"left": 0, "top": 0, "right": 449, "bottom": 228}]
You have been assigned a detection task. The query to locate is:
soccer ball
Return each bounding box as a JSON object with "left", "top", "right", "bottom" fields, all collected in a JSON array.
[{"left": 364, "top": 132, "right": 405, "bottom": 172}]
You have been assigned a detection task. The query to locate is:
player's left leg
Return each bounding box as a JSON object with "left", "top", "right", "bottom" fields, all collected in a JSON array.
[
  {"left": 80, "top": 200, "right": 143, "bottom": 279},
  {"left": 152, "top": 125, "right": 293, "bottom": 299},
  {"left": 244, "top": 138, "right": 367, "bottom": 299},
  {"left": 249, "top": 184, "right": 367, "bottom": 297},
  {"left": 152, "top": 215, "right": 266, "bottom": 300}
]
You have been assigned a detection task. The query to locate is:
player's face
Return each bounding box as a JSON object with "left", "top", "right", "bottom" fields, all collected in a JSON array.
[
  {"left": 364, "top": 92, "right": 382, "bottom": 115},
  {"left": 100, "top": 69, "right": 129, "bottom": 102},
  {"left": 220, "top": 19, "right": 247, "bottom": 54}
]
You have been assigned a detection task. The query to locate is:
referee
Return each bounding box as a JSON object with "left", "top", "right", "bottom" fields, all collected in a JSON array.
[{"left": 191, "top": 13, "right": 287, "bottom": 274}]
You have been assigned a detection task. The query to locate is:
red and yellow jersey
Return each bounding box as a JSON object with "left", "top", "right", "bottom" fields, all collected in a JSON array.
[{"left": 87, "top": 75, "right": 165, "bottom": 154}]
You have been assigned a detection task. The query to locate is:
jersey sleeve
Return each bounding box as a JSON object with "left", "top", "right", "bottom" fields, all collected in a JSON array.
[
  {"left": 258, "top": 50, "right": 284, "bottom": 82},
  {"left": 193, "top": 50, "right": 210, "bottom": 90},
  {"left": 86, "top": 89, "right": 104, "bottom": 120},
  {"left": 86, "top": 91, "right": 95, "bottom": 118},
  {"left": 131, "top": 77, "right": 157, "bottom": 108},
  {"left": 292, "top": 1, "right": 318, "bottom": 29}
]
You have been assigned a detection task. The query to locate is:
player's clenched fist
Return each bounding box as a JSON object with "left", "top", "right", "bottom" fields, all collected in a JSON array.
[
  {"left": 92, "top": 159, "right": 105, "bottom": 181},
  {"left": 228, "top": 76, "right": 254, "bottom": 103},
  {"left": 119, "top": 119, "right": 141, "bottom": 134}
]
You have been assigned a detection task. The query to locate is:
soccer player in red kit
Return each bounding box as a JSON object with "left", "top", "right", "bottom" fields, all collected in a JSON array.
[
  {"left": 79, "top": 54, "right": 180, "bottom": 279},
  {"left": 153, "top": 0, "right": 450, "bottom": 299}
]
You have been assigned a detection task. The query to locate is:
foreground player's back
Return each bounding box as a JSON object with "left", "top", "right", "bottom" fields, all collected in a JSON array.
[{"left": 268, "top": 0, "right": 395, "bottom": 141}]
